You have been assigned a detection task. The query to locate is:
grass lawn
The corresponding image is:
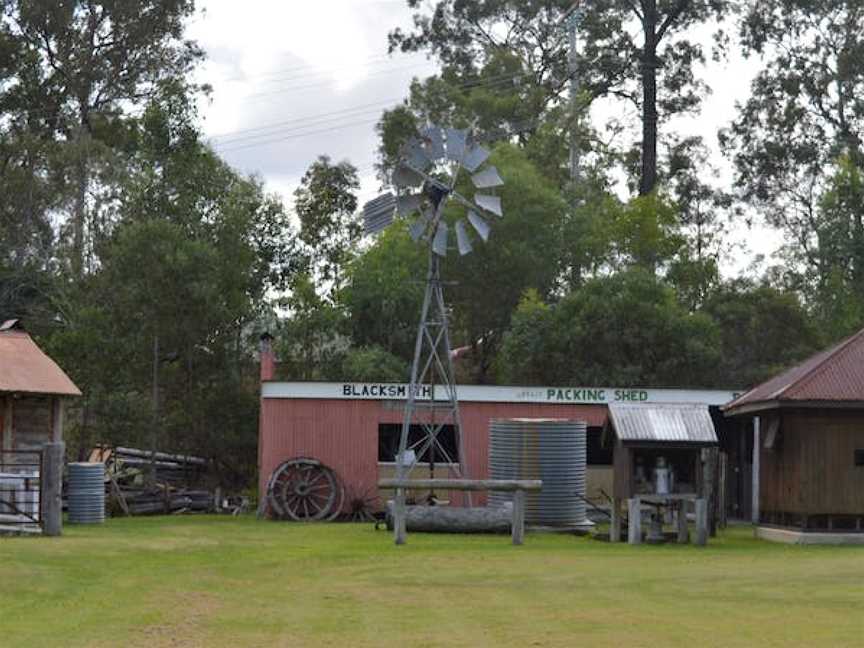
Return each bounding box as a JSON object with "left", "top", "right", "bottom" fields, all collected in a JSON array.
[{"left": 1, "top": 517, "right": 862, "bottom": 647}]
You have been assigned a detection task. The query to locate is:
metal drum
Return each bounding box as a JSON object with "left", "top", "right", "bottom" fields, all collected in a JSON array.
[
  {"left": 489, "top": 418, "right": 589, "bottom": 529},
  {"left": 68, "top": 462, "right": 105, "bottom": 524}
]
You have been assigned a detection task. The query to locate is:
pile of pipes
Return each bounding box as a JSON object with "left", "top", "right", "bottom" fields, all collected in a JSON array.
[{"left": 89, "top": 446, "right": 216, "bottom": 516}]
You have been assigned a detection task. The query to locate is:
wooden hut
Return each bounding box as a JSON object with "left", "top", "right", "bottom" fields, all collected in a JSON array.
[
  {"left": 0, "top": 320, "right": 80, "bottom": 464},
  {"left": 606, "top": 403, "right": 719, "bottom": 544},
  {"left": 723, "top": 327, "right": 864, "bottom": 544}
]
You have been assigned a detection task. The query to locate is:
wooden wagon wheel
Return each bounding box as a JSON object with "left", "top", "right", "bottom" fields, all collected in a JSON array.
[{"left": 266, "top": 458, "right": 344, "bottom": 521}]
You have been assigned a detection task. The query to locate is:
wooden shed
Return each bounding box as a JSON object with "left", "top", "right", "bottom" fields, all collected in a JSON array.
[
  {"left": 723, "top": 327, "right": 864, "bottom": 544},
  {"left": 608, "top": 403, "right": 718, "bottom": 499},
  {"left": 606, "top": 403, "right": 719, "bottom": 544},
  {"left": 0, "top": 320, "right": 80, "bottom": 463}
]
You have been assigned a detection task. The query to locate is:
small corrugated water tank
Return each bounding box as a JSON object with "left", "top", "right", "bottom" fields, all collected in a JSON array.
[
  {"left": 488, "top": 418, "right": 590, "bottom": 529},
  {"left": 68, "top": 462, "right": 105, "bottom": 524}
]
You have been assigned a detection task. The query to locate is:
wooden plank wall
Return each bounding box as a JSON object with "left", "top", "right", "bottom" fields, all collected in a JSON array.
[
  {"left": 760, "top": 410, "right": 864, "bottom": 515},
  {"left": 613, "top": 440, "right": 631, "bottom": 499},
  {"left": 12, "top": 396, "right": 52, "bottom": 453}
]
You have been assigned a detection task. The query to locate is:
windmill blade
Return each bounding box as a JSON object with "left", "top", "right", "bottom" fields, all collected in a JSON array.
[
  {"left": 403, "top": 137, "right": 431, "bottom": 171},
  {"left": 421, "top": 125, "right": 445, "bottom": 160},
  {"left": 471, "top": 165, "right": 503, "bottom": 189},
  {"left": 455, "top": 219, "right": 473, "bottom": 256},
  {"left": 474, "top": 194, "right": 503, "bottom": 217},
  {"left": 432, "top": 221, "right": 449, "bottom": 257},
  {"left": 445, "top": 128, "right": 468, "bottom": 161},
  {"left": 362, "top": 192, "right": 396, "bottom": 235},
  {"left": 467, "top": 210, "right": 491, "bottom": 242},
  {"left": 462, "top": 144, "right": 490, "bottom": 172},
  {"left": 396, "top": 193, "right": 422, "bottom": 217},
  {"left": 392, "top": 163, "right": 424, "bottom": 188},
  {"left": 409, "top": 211, "right": 432, "bottom": 242}
]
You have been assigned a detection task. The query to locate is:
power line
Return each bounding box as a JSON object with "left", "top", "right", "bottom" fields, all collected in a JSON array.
[
  {"left": 210, "top": 72, "right": 531, "bottom": 151},
  {"left": 217, "top": 52, "right": 430, "bottom": 87},
  {"left": 216, "top": 117, "right": 384, "bottom": 154},
  {"left": 235, "top": 61, "right": 434, "bottom": 101}
]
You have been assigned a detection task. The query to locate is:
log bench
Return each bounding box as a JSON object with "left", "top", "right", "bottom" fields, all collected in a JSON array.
[{"left": 377, "top": 478, "right": 542, "bottom": 546}]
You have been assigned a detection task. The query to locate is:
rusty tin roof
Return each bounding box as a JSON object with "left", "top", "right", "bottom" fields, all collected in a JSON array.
[
  {"left": 0, "top": 327, "right": 81, "bottom": 396},
  {"left": 608, "top": 403, "right": 718, "bottom": 445},
  {"left": 724, "top": 327, "right": 864, "bottom": 415}
]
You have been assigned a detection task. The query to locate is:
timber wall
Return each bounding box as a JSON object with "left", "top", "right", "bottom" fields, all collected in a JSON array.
[
  {"left": 760, "top": 409, "right": 864, "bottom": 516},
  {"left": 1, "top": 395, "right": 53, "bottom": 467}
]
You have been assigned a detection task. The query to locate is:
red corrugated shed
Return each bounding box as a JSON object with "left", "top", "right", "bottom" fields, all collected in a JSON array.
[
  {"left": 258, "top": 397, "right": 607, "bottom": 504},
  {"left": 724, "top": 327, "right": 864, "bottom": 414},
  {"left": 0, "top": 324, "right": 81, "bottom": 396}
]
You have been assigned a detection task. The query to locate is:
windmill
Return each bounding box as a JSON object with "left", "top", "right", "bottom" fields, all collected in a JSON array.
[{"left": 362, "top": 125, "right": 505, "bottom": 495}]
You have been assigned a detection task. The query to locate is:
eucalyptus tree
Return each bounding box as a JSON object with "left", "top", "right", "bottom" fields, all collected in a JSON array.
[
  {"left": 386, "top": 0, "right": 729, "bottom": 195},
  {"left": 293, "top": 156, "right": 362, "bottom": 298},
  {"left": 724, "top": 0, "right": 864, "bottom": 328},
  {"left": 1, "top": 0, "right": 203, "bottom": 276}
]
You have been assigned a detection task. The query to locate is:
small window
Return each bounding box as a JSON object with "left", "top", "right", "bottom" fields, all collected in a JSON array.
[
  {"left": 587, "top": 427, "right": 613, "bottom": 465},
  {"left": 855, "top": 449, "right": 864, "bottom": 466},
  {"left": 378, "top": 423, "right": 458, "bottom": 464}
]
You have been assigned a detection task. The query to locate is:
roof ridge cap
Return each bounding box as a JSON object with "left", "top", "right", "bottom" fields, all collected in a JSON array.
[{"left": 778, "top": 327, "right": 864, "bottom": 399}]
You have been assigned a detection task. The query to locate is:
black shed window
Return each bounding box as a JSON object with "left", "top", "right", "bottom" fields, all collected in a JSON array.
[
  {"left": 378, "top": 423, "right": 458, "bottom": 464},
  {"left": 587, "top": 426, "right": 613, "bottom": 465}
]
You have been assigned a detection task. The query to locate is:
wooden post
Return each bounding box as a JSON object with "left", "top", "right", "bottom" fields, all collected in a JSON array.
[
  {"left": 718, "top": 452, "right": 728, "bottom": 530},
  {"left": 610, "top": 497, "right": 621, "bottom": 543},
  {"left": 51, "top": 397, "right": 64, "bottom": 443},
  {"left": 704, "top": 447, "right": 717, "bottom": 538},
  {"left": 42, "top": 441, "right": 64, "bottom": 537},
  {"left": 394, "top": 488, "right": 406, "bottom": 545},
  {"left": 511, "top": 489, "right": 525, "bottom": 545},
  {"left": 627, "top": 497, "right": 641, "bottom": 545},
  {"left": 695, "top": 498, "right": 708, "bottom": 546},
  {"left": 677, "top": 500, "right": 689, "bottom": 543},
  {"left": 752, "top": 416, "right": 760, "bottom": 525},
  {"left": 2, "top": 396, "right": 13, "bottom": 469}
]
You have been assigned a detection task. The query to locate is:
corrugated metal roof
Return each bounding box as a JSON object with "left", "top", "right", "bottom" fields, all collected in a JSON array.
[
  {"left": 724, "top": 327, "right": 864, "bottom": 414},
  {"left": 608, "top": 403, "right": 717, "bottom": 445},
  {"left": 0, "top": 329, "right": 81, "bottom": 396}
]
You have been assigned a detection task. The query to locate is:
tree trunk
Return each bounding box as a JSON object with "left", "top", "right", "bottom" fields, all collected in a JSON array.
[
  {"left": 639, "top": 0, "right": 659, "bottom": 196},
  {"left": 72, "top": 131, "right": 88, "bottom": 277},
  {"left": 386, "top": 502, "right": 513, "bottom": 533}
]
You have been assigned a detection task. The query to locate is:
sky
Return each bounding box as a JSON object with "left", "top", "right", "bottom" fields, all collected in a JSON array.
[{"left": 186, "top": 1, "right": 784, "bottom": 274}]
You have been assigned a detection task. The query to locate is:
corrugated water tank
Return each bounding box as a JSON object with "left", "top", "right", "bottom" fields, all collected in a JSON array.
[
  {"left": 488, "top": 418, "right": 590, "bottom": 529},
  {"left": 68, "top": 462, "right": 105, "bottom": 524}
]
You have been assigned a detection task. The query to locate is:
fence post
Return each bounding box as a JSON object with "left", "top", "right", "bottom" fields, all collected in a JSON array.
[
  {"left": 627, "top": 497, "right": 641, "bottom": 545},
  {"left": 394, "top": 487, "right": 406, "bottom": 545},
  {"left": 695, "top": 498, "right": 708, "bottom": 546},
  {"left": 511, "top": 489, "right": 525, "bottom": 545},
  {"left": 42, "top": 441, "right": 65, "bottom": 537}
]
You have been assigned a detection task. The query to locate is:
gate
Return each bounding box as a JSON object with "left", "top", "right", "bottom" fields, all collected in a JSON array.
[{"left": 0, "top": 449, "right": 43, "bottom": 530}]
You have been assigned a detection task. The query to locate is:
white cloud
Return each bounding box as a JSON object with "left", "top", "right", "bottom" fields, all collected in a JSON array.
[
  {"left": 186, "top": 0, "right": 434, "bottom": 209},
  {"left": 187, "top": 3, "right": 783, "bottom": 271}
]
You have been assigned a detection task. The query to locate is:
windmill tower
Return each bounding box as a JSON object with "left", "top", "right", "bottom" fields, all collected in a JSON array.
[{"left": 363, "top": 125, "right": 505, "bottom": 495}]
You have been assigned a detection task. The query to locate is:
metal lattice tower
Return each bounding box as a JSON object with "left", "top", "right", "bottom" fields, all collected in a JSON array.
[{"left": 362, "top": 125, "right": 505, "bottom": 494}]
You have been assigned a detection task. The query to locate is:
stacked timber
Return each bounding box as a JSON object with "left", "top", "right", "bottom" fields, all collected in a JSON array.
[{"left": 89, "top": 445, "right": 215, "bottom": 517}]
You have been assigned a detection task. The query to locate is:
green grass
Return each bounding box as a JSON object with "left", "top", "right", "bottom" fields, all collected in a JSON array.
[{"left": 1, "top": 517, "right": 862, "bottom": 647}]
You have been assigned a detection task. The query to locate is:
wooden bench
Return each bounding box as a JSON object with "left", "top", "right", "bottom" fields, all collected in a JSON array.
[{"left": 378, "top": 478, "right": 542, "bottom": 546}]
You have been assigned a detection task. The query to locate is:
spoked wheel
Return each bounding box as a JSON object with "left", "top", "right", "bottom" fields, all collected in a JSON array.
[{"left": 266, "top": 458, "right": 344, "bottom": 521}]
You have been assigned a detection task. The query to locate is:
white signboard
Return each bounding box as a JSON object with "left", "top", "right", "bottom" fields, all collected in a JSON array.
[{"left": 262, "top": 381, "right": 740, "bottom": 406}]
